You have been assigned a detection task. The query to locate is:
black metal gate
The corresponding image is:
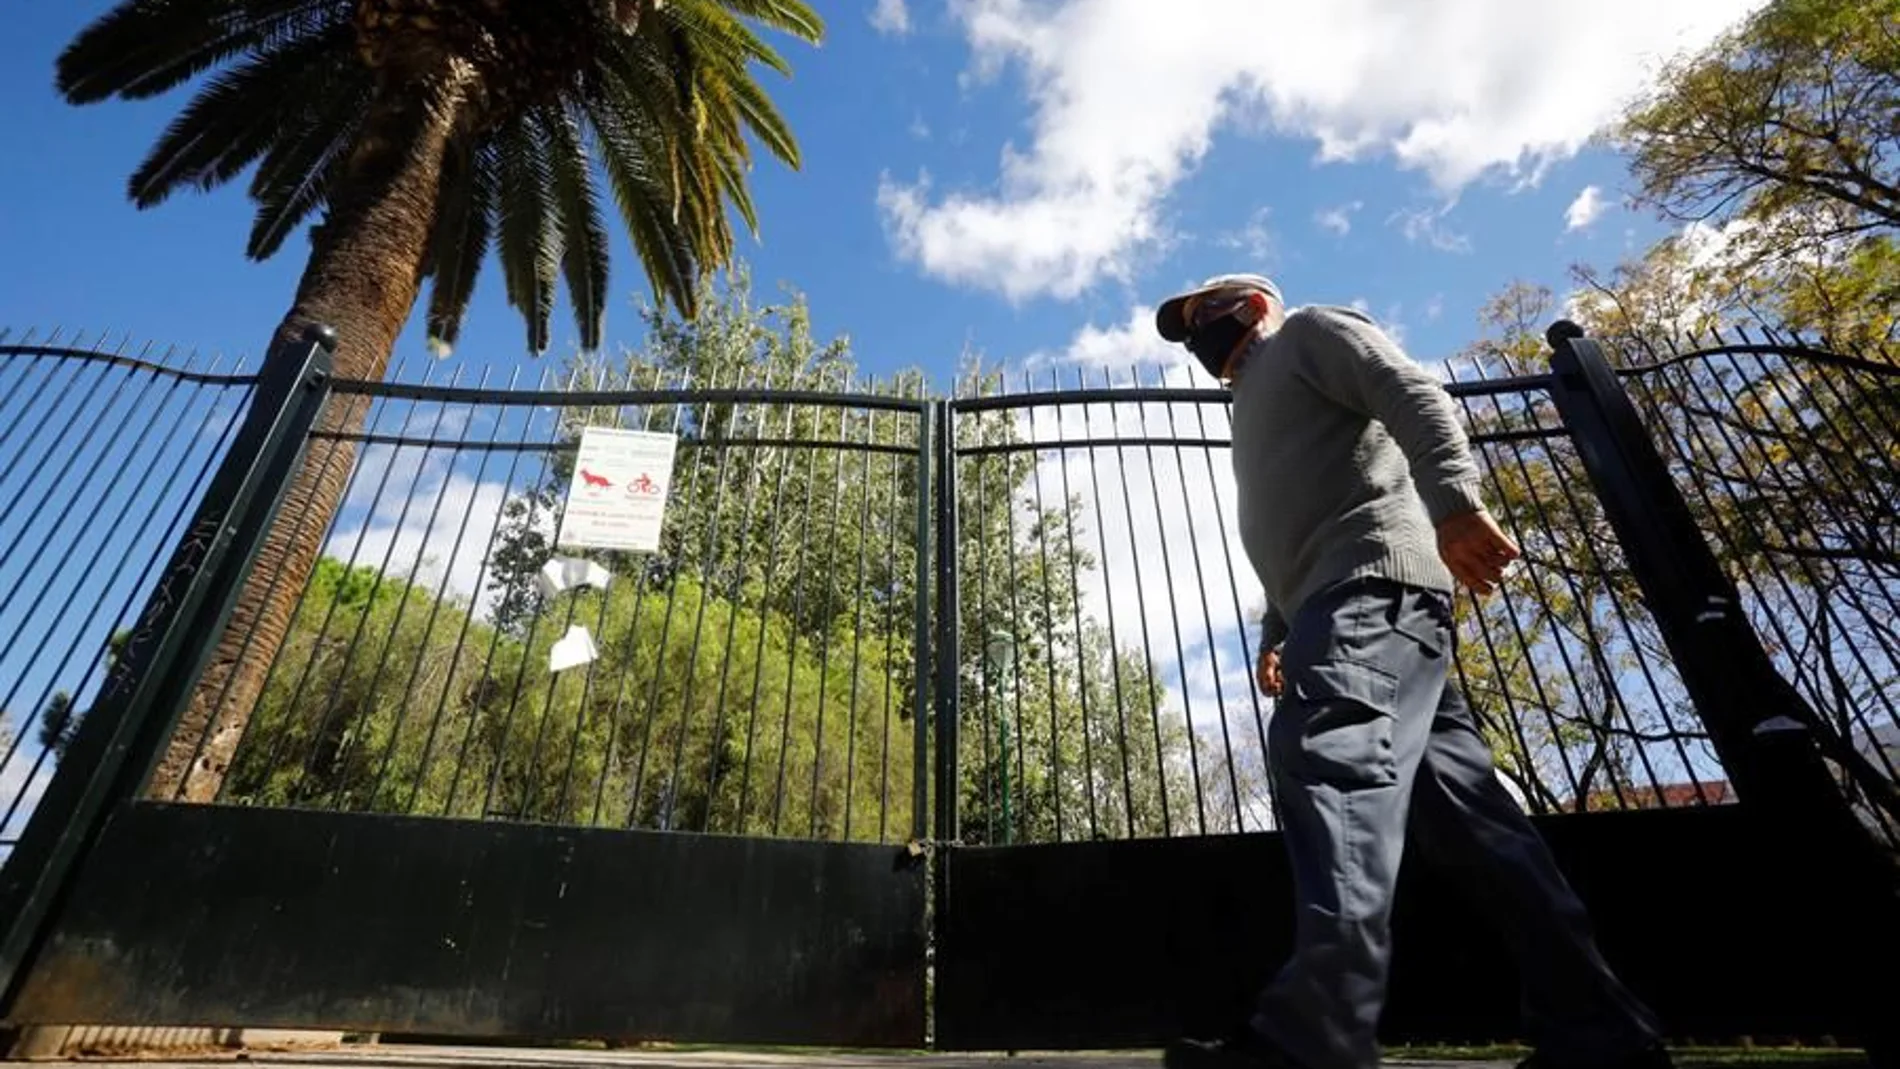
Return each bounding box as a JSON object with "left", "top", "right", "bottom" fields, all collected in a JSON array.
[
  {"left": 1, "top": 320, "right": 1895, "bottom": 1052},
  {"left": 926, "top": 326, "right": 1899, "bottom": 1052},
  {"left": 0, "top": 329, "right": 935, "bottom": 1047}
]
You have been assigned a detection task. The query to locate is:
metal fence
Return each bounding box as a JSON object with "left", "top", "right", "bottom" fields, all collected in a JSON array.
[
  {"left": 179, "top": 363, "right": 938, "bottom": 846},
  {"left": 0, "top": 331, "right": 257, "bottom": 859},
  {"left": 1617, "top": 331, "right": 1899, "bottom": 845},
  {"left": 2, "top": 327, "right": 1894, "bottom": 857},
  {"left": 939, "top": 365, "right": 1730, "bottom": 848}
]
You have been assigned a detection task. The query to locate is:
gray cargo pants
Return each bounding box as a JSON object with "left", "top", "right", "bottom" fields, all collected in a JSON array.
[{"left": 1252, "top": 577, "right": 1662, "bottom": 1069}]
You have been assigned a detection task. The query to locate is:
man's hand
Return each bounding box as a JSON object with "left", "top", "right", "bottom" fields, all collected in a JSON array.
[
  {"left": 1436, "top": 508, "right": 1521, "bottom": 597},
  {"left": 1257, "top": 647, "right": 1284, "bottom": 697}
]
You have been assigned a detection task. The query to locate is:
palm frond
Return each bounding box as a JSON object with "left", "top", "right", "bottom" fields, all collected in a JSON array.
[
  {"left": 494, "top": 114, "right": 560, "bottom": 354},
  {"left": 585, "top": 95, "right": 699, "bottom": 317},
  {"left": 129, "top": 23, "right": 355, "bottom": 208},
  {"left": 677, "top": 0, "right": 823, "bottom": 45},
  {"left": 58, "top": 0, "right": 345, "bottom": 104},
  {"left": 242, "top": 44, "right": 373, "bottom": 259},
  {"left": 424, "top": 139, "right": 498, "bottom": 352},
  {"left": 660, "top": 0, "right": 795, "bottom": 78},
  {"left": 542, "top": 106, "right": 612, "bottom": 352}
]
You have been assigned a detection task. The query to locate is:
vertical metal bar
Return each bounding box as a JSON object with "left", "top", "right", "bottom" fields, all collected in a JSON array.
[
  {"left": 316, "top": 368, "right": 471, "bottom": 810},
  {"left": 0, "top": 353, "right": 164, "bottom": 636},
  {"left": 806, "top": 392, "right": 858, "bottom": 838},
  {"left": 664, "top": 378, "right": 747, "bottom": 833},
  {"left": 1134, "top": 367, "right": 1202, "bottom": 834},
  {"left": 1518, "top": 392, "right": 1712, "bottom": 803},
  {"left": 1000, "top": 406, "right": 1030, "bottom": 846},
  {"left": 1706, "top": 352, "right": 1900, "bottom": 723},
  {"left": 1054, "top": 378, "right": 1101, "bottom": 839},
  {"left": 911, "top": 391, "right": 933, "bottom": 845},
  {"left": 1161, "top": 378, "right": 1239, "bottom": 831},
  {"left": 933, "top": 398, "right": 960, "bottom": 846},
  {"left": 0, "top": 349, "right": 124, "bottom": 557},
  {"left": 1665, "top": 353, "right": 1900, "bottom": 789},
  {"left": 433, "top": 369, "right": 559, "bottom": 816},
  {"left": 701, "top": 367, "right": 781, "bottom": 833},
  {"left": 1080, "top": 369, "right": 1137, "bottom": 836},
  {"left": 1547, "top": 321, "right": 1900, "bottom": 1052},
  {"left": 1024, "top": 371, "right": 1067, "bottom": 842},
  {"left": 627, "top": 367, "right": 715, "bottom": 830},
  {"left": 842, "top": 389, "right": 880, "bottom": 842},
  {"left": 766, "top": 375, "right": 828, "bottom": 836},
  {"left": 0, "top": 350, "right": 62, "bottom": 466},
  {"left": 447, "top": 367, "right": 577, "bottom": 816},
  {"left": 0, "top": 325, "right": 337, "bottom": 1012},
  {"left": 1444, "top": 371, "right": 1632, "bottom": 809},
  {"left": 1105, "top": 368, "right": 1173, "bottom": 836},
  {"left": 0, "top": 352, "right": 246, "bottom": 829},
  {"left": 0, "top": 349, "right": 212, "bottom": 781},
  {"left": 209, "top": 422, "right": 358, "bottom": 805},
  {"left": 589, "top": 363, "right": 670, "bottom": 826},
  {"left": 974, "top": 417, "right": 997, "bottom": 843},
  {"left": 1189, "top": 386, "right": 1270, "bottom": 830},
  {"left": 878, "top": 389, "right": 906, "bottom": 842},
  {"left": 370, "top": 369, "right": 522, "bottom": 811},
  {"left": 289, "top": 365, "right": 451, "bottom": 804},
  {"left": 735, "top": 370, "right": 807, "bottom": 833}
]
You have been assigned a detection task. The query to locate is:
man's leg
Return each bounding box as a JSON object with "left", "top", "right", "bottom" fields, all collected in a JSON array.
[
  {"left": 1407, "top": 682, "right": 1665, "bottom": 1065},
  {"left": 1241, "top": 580, "right": 1450, "bottom": 1069}
]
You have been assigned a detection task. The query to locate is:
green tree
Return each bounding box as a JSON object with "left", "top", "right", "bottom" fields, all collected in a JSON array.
[
  {"left": 56, "top": 0, "right": 824, "bottom": 803},
  {"left": 1611, "top": 0, "right": 1900, "bottom": 349},
  {"left": 1459, "top": 278, "right": 1899, "bottom": 834}
]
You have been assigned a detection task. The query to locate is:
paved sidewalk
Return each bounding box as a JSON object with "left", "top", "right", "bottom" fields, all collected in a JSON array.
[{"left": 96, "top": 1045, "right": 1517, "bottom": 1069}]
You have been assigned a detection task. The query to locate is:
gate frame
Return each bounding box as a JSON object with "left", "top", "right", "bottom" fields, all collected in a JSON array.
[
  {"left": 0, "top": 325, "right": 337, "bottom": 1008},
  {"left": 1545, "top": 321, "right": 1899, "bottom": 1059}
]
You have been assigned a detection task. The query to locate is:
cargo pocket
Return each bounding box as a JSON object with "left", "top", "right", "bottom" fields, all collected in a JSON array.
[{"left": 1280, "top": 658, "right": 1402, "bottom": 789}]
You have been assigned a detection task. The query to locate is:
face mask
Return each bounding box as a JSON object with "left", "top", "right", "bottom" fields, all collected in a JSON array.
[{"left": 1185, "top": 313, "right": 1253, "bottom": 379}]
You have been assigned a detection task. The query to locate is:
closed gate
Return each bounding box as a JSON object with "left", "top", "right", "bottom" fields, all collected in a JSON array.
[
  {"left": 1, "top": 321, "right": 1895, "bottom": 1051},
  {"left": 0, "top": 329, "right": 935, "bottom": 1047}
]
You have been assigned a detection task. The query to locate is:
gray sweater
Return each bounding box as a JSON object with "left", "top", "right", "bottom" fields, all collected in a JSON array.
[{"left": 1230, "top": 305, "right": 1485, "bottom": 653}]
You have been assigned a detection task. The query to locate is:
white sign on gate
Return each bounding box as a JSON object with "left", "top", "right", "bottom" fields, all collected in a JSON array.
[{"left": 555, "top": 426, "right": 680, "bottom": 552}]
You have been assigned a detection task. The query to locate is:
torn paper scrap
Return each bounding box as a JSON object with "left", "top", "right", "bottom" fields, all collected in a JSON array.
[
  {"left": 548, "top": 625, "right": 600, "bottom": 673},
  {"left": 535, "top": 556, "right": 615, "bottom": 599}
]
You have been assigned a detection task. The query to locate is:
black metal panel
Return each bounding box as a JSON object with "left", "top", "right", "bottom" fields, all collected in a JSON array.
[
  {"left": 9, "top": 802, "right": 926, "bottom": 1048},
  {"left": 935, "top": 805, "right": 1862, "bottom": 1051}
]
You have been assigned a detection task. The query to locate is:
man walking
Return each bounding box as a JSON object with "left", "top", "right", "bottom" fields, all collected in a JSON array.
[{"left": 1154, "top": 275, "right": 1669, "bottom": 1069}]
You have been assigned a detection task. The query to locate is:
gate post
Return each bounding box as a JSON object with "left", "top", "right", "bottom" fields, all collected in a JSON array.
[
  {"left": 0, "top": 325, "right": 338, "bottom": 1014},
  {"left": 1544, "top": 320, "right": 1899, "bottom": 1059},
  {"left": 932, "top": 400, "right": 960, "bottom": 848}
]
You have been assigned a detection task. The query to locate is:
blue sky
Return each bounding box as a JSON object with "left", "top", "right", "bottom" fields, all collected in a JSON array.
[
  {"left": 1, "top": 0, "right": 1767, "bottom": 837},
  {"left": 0, "top": 0, "right": 1767, "bottom": 386}
]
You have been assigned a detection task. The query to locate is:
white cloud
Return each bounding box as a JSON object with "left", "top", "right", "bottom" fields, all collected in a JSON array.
[
  {"left": 880, "top": 0, "right": 1761, "bottom": 300},
  {"left": 870, "top": 0, "right": 912, "bottom": 35},
  {"left": 1315, "top": 201, "right": 1364, "bottom": 236},
  {"left": 1215, "top": 207, "right": 1276, "bottom": 262},
  {"left": 1564, "top": 184, "right": 1610, "bottom": 231},
  {"left": 1390, "top": 202, "right": 1474, "bottom": 253},
  {"left": 1424, "top": 294, "right": 1446, "bottom": 322},
  {"left": 326, "top": 447, "right": 524, "bottom": 620},
  {"left": 989, "top": 311, "right": 1278, "bottom": 829}
]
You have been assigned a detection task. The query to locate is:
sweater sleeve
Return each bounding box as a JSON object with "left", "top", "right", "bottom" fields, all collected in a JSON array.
[
  {"left": 1287, "top": 308, "right": 1486, "bottom": 524},
  {"left": 1259, "top": 604, "right": 1289, "bottom": 656}
]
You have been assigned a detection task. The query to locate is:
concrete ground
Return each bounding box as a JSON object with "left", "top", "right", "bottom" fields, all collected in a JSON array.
[{"left": 72, "top": 1045, "right": 1516, "bottom": 1069}]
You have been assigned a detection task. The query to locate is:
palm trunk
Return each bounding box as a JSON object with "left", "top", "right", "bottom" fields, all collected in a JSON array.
[{"left": 146, "top": 57, "right": 479, "bottom": 802}]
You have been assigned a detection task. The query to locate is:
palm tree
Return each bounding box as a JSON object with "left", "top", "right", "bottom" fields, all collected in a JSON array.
[{"left": 56, "top": 0, "right": 822, "bottom": 801}]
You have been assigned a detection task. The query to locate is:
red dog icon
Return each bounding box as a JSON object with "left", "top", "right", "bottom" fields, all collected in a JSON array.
[{"left": 580, "top": 469, "right": 612, "bottom": 490}]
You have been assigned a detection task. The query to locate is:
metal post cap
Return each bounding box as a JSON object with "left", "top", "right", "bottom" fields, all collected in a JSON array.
[
  {"left": 303, "top": 323, "right": 340, "bottom": 352},
  {"left": 1546, "top": 319, "right": 1586, "bottom": 348}
]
